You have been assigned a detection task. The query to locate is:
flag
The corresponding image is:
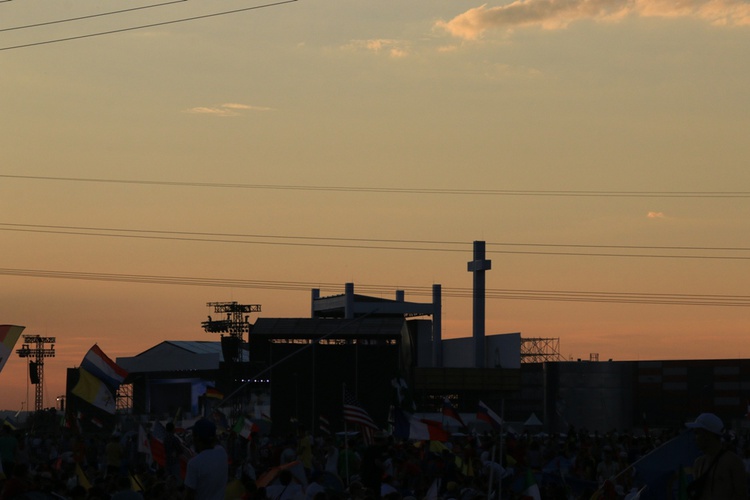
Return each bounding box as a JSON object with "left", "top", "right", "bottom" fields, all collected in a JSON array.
[
  {"left": 442, "top": 398, "right": 466, "bottom": 427},
  {"left": 130, "top": 473, "right": 144, "bottom": 492},
  {"left": 173, "top": 406, "right": 182, "bottom": 425},
  {"left": 2, "top": 417, "right": 17, "bottom": 431},
  {"left": 80, "top": 344, "right": 128, "bottom": 391},
  {"left": 205, "top": 387, "right": 223, "bottom": 400},
  {"left": 211, "top": 409, "right": 230, "bottom": 433},
  {"left": 150, "top": 421, "right": 167, "bottom": 467},
  {"left": 521, "top": 468, "right": 542, "bottom": 500},
  {"left": 391, "top": 377, "right": 416, "bottom": 411},
  {"left": 630, "top": 430, "right": 701, "bottom": 500},
  {"left": 393, "top": 408, "right": 450, "bottom": 442},
  {"left": 477, "top": 400, "right": 503, "bottom": 431},
  {"left": 91, "top": 417, "right": 104, "bottom": 429},
  {"left": 319, "top": 415, "right": 331, "bottom": 435},
  {"left": 343, "top": 391, "right": 378, "bottom": 430},
  {"left": 75, "top": 463, "right": 91, "bottom": 491},
  {"left": 424, "top": 479, "right": 440, "bottom": 500},
  {"left": 232, "top": 416, "right": 259, "bottom": 439},
  {"left": 138, "top": 425, "right": 152, "bottom": 456},
  {"left": 71, "top": 367, "right": 116, "bottom": 414},
  {"left": 0, "top": 325, "right": 24, "bottom": 375}
]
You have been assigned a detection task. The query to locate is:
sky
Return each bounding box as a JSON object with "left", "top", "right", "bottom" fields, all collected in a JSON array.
[{"left": 1, "top": 0, "right": 749, "bottom": 411}]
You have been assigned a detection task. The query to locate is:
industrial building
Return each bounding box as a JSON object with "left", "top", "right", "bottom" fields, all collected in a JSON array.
[{"left": 63, "top": 241, "right": 750, "bottom": 435}]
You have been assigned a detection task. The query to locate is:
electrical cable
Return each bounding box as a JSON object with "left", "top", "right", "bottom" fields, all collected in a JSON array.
[
  {"left": 0, "top": 223, "right": 747, "bottom": 260},
  {"left": 0, "top": 0, "right": 188, "bottom": 33},
  {"left": 0, "top": 267, "right": 747, "bottom": 307},
  {"left": 0, "top": 0, "right": 298, "bottom": 51},
  {"left": 0, "top": 174, "right": 748, "bottom": 198}
]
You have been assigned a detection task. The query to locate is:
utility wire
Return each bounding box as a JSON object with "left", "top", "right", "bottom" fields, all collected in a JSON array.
[
  {"left": 0, "top": 0, "right": 298, "bottom": 51},
  {"left": 0, "top": 174, "right": 748, "bottom": 198},
  {"left": 0, "top": 223, "right": 748, "bottom": 260},
  {"left": 0, "top": 267, "right": 747, "bottom": 307},
  {"left": 0, "top": 0, "right": 187, "bottom": 33}
]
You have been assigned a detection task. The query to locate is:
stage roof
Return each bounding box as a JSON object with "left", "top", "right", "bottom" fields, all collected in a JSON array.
[{"left": 116, "top": 340, "right": 247, "bottom": 374}]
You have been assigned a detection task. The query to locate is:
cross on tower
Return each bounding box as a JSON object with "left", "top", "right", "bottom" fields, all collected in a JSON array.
[{"left": 467, "top": 241, "right": 491, "bottom": 368}]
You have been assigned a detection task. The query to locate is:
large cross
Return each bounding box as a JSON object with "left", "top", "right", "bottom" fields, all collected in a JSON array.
[{"left": 467, "top": 241, "right": 491, "bottom": 368}]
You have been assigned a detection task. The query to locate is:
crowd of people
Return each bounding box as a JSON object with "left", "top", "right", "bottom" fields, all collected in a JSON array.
[{"left": 0, "top": 411, "right": 749, "bottom": 500}]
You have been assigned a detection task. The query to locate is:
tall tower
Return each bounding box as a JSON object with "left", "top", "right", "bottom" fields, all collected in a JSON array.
[
  {"left": 467, "top": 241, "right": 491, "bottom": 368},
  {"left": 16, "top": 335, "right": 56, "bottom": 411}
]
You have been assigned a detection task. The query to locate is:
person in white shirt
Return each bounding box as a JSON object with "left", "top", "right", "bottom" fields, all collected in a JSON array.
[
  {"left": 184, "top": 419, "right": 228, "bottom": 500},
  {"left": 265, "top": 469, "right": 304, "bottom": 500}
]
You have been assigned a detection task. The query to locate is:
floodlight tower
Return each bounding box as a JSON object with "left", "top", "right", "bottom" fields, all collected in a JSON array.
[
  {"left": 16, "top": 335, "right": 56, "bottom": 412},
  {"left": 202, "top": 302, "right": 261, "bottom": 363}
]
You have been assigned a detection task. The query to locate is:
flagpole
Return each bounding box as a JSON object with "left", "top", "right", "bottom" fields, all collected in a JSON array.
[
  {"left": 343, "top": 383, "right": 350, "bottom": 488},
  {"left": 498, "top": 398, "right": 505, "bottom": 500},
  {"left": 311, "top": 340, "right": 316, "bottom": 435},
  {"left": 487, "top": 443, "right": 496, "bottom": 499}
]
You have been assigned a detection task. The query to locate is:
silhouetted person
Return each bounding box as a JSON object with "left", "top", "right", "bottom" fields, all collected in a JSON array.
[
  {"left": 184, "top": 419, "right": 227, "bottom": 500},
  {"left": 687, "top": 413, "right": 747, "bottom": 500}
]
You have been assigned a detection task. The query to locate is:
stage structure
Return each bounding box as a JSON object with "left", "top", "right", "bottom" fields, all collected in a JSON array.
[
  {"left": 202, "top": 301, "right": 261, "bottom": 363},
  {"left": 16, "top": 335, "right": 56, "bottom": 411},
  {"left": 521, "top": 337, "right": 564, "bottom": 363}
]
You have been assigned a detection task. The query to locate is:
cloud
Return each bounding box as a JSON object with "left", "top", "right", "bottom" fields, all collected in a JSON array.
[
  {"left": 436, "top": 0, "right": 750, "bottom": 40},
  {"left": 221, "top": 103, "right": 273, "bottom": 112},
  {"left": 184, "top": 103, "right": 273, "bottom": 117},
  {"left": 345, "top": 39, "right": 410, "bottom": 57},
  {"left": 647, "top": 211, "right": 666, "bottom": 218}
]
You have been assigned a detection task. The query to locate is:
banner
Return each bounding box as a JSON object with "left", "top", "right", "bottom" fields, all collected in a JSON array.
[
  {"left": 71, "top": 367, "right": 116, "bottom": 414},
  {"left": 0, "top": 325, "right": 25, "bottom": 375},
  {"left": 80, "top": 344, "right": 128, "bottom": 391}
]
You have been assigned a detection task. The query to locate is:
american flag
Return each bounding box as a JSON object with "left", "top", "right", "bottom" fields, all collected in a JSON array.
[{"left": 343, "top": 391, "right": 378, "bottom": 430}]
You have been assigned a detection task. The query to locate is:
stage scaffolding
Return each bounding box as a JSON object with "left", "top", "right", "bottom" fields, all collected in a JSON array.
[{"left": 521, "top": 337, "right": 564, "bottom": 363}]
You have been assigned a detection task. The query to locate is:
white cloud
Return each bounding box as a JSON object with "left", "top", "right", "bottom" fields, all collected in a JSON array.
[
  {"left": 184, "top": 103, "right": 273, "bottom": 117},
  {"left": 222, "top": 103, "right": 273, "bottom": 112},
  {"left": 345, "top": 39, "right": 411, "bottom": 57},
  {"left": 436, "top": 0, "right": 750, "bottom": 40}
]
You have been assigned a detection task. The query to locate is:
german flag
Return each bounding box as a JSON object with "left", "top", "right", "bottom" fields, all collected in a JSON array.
[{"left": 205, "top": 387, "right": 223, "bottom": 400}]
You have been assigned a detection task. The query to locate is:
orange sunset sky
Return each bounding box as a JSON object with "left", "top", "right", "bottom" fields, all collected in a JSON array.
[{"left": 1, "top": 0, "right": 749, "bottom": 411}]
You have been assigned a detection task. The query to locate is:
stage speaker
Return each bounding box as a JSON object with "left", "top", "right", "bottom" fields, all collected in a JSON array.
[
  {"left": 29, "top": 362, "right": 40, "bottom": 384},
  {"left": 221, "top": 336, "right": 240, "bottom": 363}
]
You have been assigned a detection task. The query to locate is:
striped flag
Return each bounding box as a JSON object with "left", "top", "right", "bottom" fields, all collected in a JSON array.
[
  {"left": 0, "top": 325, "right": 25, "bottom": 375},
  {"left": 393, "top": 408, "right": 450, "bottom": 442},
  {"left": 150, "top": 421, "right": 167, "bottom": 467},
  {"left": 232, "top": 416, "right": 259, "bottom": 439},
  {"left": 477, "top": 400, "right": 503, "bottom": 431},
  {"left": 343, "top": 391, "right": 378, "bottom": 429},
  {"left": 71, "top": 367, "right": 116, "bottom": 414},
  {"left": 319, "top": 415, "right": 331, "bottom": 435},
  {"left": 138, "top": 425, "right": 152, "bottom": 457},
  {"left": 205, "top": 387, "right": 223, "bottom": 400},
  {"left": 343, "top": 390, "right": 378, "bottom": 444},
  {"left": 521, "top": 468, "right": 541, "bottom": 500},
  {"left": 80, "top": 344, "right": 128, "bottom": 391},
  {"left": 442, "top": 398, "right": 466, "bottom": 427}
]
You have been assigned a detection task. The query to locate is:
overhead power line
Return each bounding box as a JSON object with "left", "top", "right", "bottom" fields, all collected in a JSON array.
[
  {"left": 1, "top": 222, "right": 749, "bottom": 260},
  {"left": 0, "top": 267, "right": 747, "bottom": 307},
  {"left": 0, "top": 0, "right": 298, "bottom": 51},
  {"left": 1, "top": 173, "right": 749, "bottom": 198},
  {"left": 0, "top": 0, "right": 187, "bottom": 33}
]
